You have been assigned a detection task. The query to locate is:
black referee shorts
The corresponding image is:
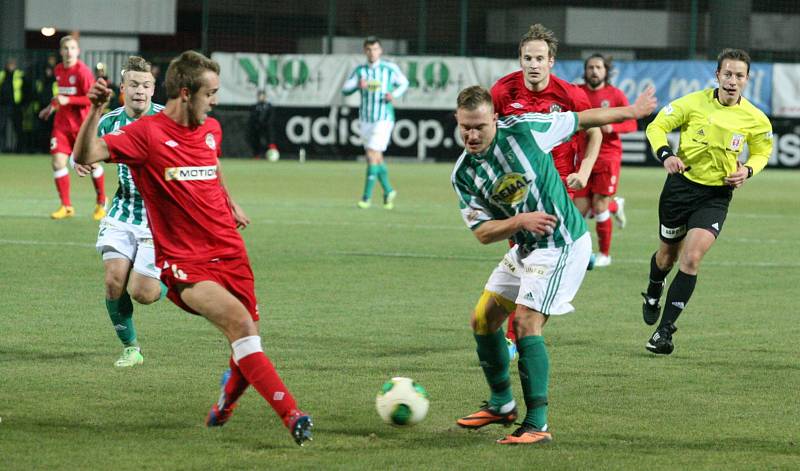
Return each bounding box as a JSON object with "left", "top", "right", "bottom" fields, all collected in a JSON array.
[{"left": 658, "top": 173, "right": 733, "bottom": 244}]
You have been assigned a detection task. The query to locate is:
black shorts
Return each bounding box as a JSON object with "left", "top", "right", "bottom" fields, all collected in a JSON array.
[{"left": 658, "top": 173, "right": 733, "bottom": 244}]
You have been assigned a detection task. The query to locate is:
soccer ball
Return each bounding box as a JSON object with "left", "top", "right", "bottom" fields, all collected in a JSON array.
[
  {"left": 266, "top": 148, "right": 280, "bottom": 162},
  {"left": 375, "top": 377, "right": 430, "bottom": 426}
]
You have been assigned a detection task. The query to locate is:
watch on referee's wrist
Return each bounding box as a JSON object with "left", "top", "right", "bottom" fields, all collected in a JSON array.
[
  {"left": 744, "top": 165, "right": 753, "bottom": 179},
  {"left": 656, "top": 146, "right": 675, "bottom": 163}
]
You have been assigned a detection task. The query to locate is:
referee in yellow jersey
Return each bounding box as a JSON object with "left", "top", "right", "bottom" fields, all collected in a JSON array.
[{"left": 641, "top": 49, "right": 773, "bottom": 355}]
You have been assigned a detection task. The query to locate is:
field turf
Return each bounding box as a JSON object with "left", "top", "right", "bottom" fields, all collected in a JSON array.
[{"left": 1, "top": 155, "right": 798, "bottom": 470}]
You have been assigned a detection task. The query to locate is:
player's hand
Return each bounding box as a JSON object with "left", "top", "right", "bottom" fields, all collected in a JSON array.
[
  {"left": 88, "top": 78, "right": 113, "bottom": 107},
  {"left": 663, "top": 155, "right": 688, "bottom": 174},
  {"left": 56, "top": 95, "right": 70, "bottom": 106},
  {"left": 601, "top": 124, "right": 613, "bottom": 133},
  {"left": 385, "top": 92, "right": 393, "bottom": 103},
  {"left": 230, "top": 201, "right": 251, "bottom": 229},
  {"left": 724, "top": 161, "right": 748, "bottom": 188},
  {"left": 631, "top": 86, "right": 657, "bottom": 119},
  {"left": 69, "top": 155, "right": 93, "bottom": 176},
  {"left": 566, "top": 172, "right": 587, "bottom": 190},
  {"left": 38, "top": 104, "right": 54, "bottom": 120},
  {"left": 358, "top": 79, "right": 368, "bottom": 89},
  {"left": 517, "top": 211, "right": 558, "bottom": 236}
]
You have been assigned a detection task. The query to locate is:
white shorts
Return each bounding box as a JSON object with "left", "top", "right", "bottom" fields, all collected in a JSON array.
[
  {"left": 359, "top": 120, "right": 394, "bottom": 152},
  {"left": 95, "top": 217, "right": 160, "bottom": 279},
  {"left": 484, "top": 233, "right": 592, "bottom": 315}
]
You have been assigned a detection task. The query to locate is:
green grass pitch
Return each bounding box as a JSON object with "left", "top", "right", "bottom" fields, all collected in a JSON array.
[{"left": 1, "top": 155, "right": 798, "bottom": 469}]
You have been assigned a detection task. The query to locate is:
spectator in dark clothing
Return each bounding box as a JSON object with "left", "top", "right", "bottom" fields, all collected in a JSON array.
[
  {"left": 249, "top": 90, "right": 278, "bottom": 160},
  {"left": 0, "top": 58, "right": 25, "bottom": 152}
]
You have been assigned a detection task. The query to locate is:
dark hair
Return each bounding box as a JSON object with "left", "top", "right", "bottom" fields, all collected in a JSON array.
[
  {"left": 364, "top": 36, "right": 381, "bottom": 48},
  {"left": 519, "top": 24, "right": 558, "bottom": 59},
  {"left": 164, "top": 50, "right": 220, "bottom": 99},
  {"left": 457, "top": 86, "right": 494, "bottom": 111},
  {"left": 716, "top": 48, "right": 751, "bottom": 74},
  {"left": 583, "top": 53, "right": 612, "bottom": 84}
]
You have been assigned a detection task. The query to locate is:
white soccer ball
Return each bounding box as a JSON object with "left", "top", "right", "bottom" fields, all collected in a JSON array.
[
  {"left": 266, "top": 148, "right": 280, "bottom": 162},
  {"left": 375, "top": 377, "right": 430, "bottom": 426}
]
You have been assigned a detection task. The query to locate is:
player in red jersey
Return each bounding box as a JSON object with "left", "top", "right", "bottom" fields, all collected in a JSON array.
[
  {"left": 575, "top": 54, "right": 638, "bottom": 267},
  {"left": 39, "top": 35, "right": 106, "bottom": 220},
  {"left": 73, "top": 51, "right": 313, "bottom": 446},
  {"left": 492, "top": 24, "right": 602, "bottom": 343}
]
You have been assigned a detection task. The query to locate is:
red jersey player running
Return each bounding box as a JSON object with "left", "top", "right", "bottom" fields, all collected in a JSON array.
[
  {"left": 39, "top": 35, "right": 106, "bottom": 220},
  {"left": 73, "top": 51, "right": 313, "bottom": 446},
  {"left": 574, "top": 54, "right": 637, "bottom": 267},
  {"left": 491, "top": 24, "right": 602, "bottom": 344}
]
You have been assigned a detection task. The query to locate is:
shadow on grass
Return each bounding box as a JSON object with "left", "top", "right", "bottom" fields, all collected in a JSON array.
[{"left": 0, "top": 347, "right": 100, "bottom": 362}]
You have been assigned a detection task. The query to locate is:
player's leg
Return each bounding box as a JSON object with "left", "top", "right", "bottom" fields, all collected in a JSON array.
[
  {"left": 372, "top": 121, "right": 396, "bottom": 209},
  {"left": 497, "top": 234, "right": 591, "bottom": 445},
  {"left": 126, "top": 237, "right": 166, "bottom": 305},
  {"left": 592, "top": 193, "right": 613, "bottom": 266},
  {"left": 357, "top": 122, "right": 378, "bottom": 208},
  {"left": 457, "top": 250, "right": 520, "bottom": 429},
  {"left": 174, "top": 267, "right": 311, "bottom": 445},
  {"left": 50, "top": 142, "right": 74, "bottom": 218},
  {"left": 103, "top": 256, "right": 144, "bottom": 367},
  {"left": 90, "top": 164, "right": 107, "bottom": 221}
]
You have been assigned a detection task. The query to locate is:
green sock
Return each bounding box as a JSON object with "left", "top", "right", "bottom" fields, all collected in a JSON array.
[
  {"left": 377, "top": 163, "right": 393, "bottom": 195},
  {"left": 159, "top": 281, "right": 168, "bottom": 301},
  {"left": 106, "top": 292, "right": 138, "bottom": 347},
  {"left": 474, "top": 329, "right": 513, "bottom": 408},
  {"left": 362, "top": 164, "right": 379, "bottom": 201},
  {"left": 517, "top": 335, "right": 548, "bottom": 429}
]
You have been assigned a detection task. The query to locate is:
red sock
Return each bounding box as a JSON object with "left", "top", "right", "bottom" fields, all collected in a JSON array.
[
  {"left": 237, "top": 352, "right": 299, "bottom": 425},
  {"left": 54, "top": 172, "right": 71, "bottom": 206},
  {"left": 222, "top": 356, "right": 250, "bottom": 409},
  {"left": 597, "top": 218, "right": 613, "bottom": 255},
  {"left": 92, "top": 171, "right": 106, "bottom": 205},
  {"left": 608, "top": 199, "right": 618, "bottom": 214},
  {"left": 506, "top": 311, "right": 516, "bottom": 342}
]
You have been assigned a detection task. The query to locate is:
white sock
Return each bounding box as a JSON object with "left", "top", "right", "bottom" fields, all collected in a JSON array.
[
  {"left": 231, "top": 335, "right": 263, "bottom": 364},
  {"left": 595, "top": 210, "right": 611, "bottom": 222}
]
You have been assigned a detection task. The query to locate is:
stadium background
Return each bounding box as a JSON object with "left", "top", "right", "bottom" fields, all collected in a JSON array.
[{"left": 1, "top": 0, "right": 799, "bottom": 167}]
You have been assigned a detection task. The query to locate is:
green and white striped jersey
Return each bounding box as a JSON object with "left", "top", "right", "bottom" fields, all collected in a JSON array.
[
  {"left": 342, "top": 59, "right": 409, "bottom": 123},
  {"left": 451, "top": 111, "right": 587, "bottom": 250},
  {"left": 97, "top": 103, "right": 164, "bottom": 226}
]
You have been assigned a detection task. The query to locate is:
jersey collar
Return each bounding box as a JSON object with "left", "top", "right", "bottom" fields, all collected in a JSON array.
[{"left": 713, "top": 88, "right": 742, "bottom": 106}]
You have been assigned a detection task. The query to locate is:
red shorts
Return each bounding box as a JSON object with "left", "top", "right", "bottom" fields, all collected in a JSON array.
[
  {"left": 161, "top": 256, "right": 260, "bottom": 321},
  {"left": 50, "top": 128, "right": 77, "bottom": 156},
  {"left": 573, "top": 158, "right": 621, "bottom": 198}
]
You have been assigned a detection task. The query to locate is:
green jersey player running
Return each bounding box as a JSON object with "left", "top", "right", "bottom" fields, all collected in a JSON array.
[
  {"left": 76, "top": 56, "right": 166, "bottom": 367},
  {"left": 451, "top": 85, "right": 656, "bottom": 444}
]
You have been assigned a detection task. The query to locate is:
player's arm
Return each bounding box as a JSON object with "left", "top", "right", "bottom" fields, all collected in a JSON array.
[
  {"left": 341, "top": 68, "right": 361, "bottom": 95},
  {"left": 216, "top": 160, "right": 250, "bottom": 229},
  {"left": 389, "top": 65, "right": 409, "bottom": 101},
  {"left": 568, "top": 127, "right": 602, "bottom": 190},
  {"left": 473, "top": 213, "right": 558, "bottom": 245},
  {"left": 577, "top": 87, "right": 656, "bottom": 131},
  {"left": 73, "top": 79, "right": 113, "bottom": 165},
  {"left": 645, "top": 93, "right": 690, "bottom": 174}
]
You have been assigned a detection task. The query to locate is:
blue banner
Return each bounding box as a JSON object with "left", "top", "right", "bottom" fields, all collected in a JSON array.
[{"left": 553, "top": 60, "right": 772, "bottom": 115}]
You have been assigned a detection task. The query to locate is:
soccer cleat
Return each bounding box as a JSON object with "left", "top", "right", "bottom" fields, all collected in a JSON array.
[
  {"left": 50, "top": 205, "right": 75, "bottom": 219},
  {"left": 383, "top": 190, "right": 397, "bottom": 210},
  {"left": 457, "top": 401, "right": 518, "bottom": 429},
  {"left": 357, "top": 200, "right": 371, "bottom": 209},
  {"left": 92, "top": 203, "right": 107, "bottom": 221},
  {"left": 595, "top": 254, "right": 612, "bottom": 267},
  {"left": 586, "top": 252, "right": 596, "bottom": 271},
  {"left": 286, "top": 410, "right": 314, "bottom": 446},
  {"left": 641, "top": 292, "right": 662, "bottom": 326},
  {"left": 506, "top": 337, "right": 518, "bottom": 361},
  {"left": 646, "top": 323, "right": 677, "bottom": 355},
  {"left": 114, "top": 346, "right": 143, "bottom": 367},
  {"left": 206, "top": 369, "right": 236, "bottom": 427},
  {"left": 497, "top": 424, "right": 553, "bottom": 445},
  {"left": 613, "top": 197, "right": 627, "bottom": 228}
]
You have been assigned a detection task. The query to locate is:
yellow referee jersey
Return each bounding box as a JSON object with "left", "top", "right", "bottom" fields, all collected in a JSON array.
[{"left": 646, "top": 88, "right": 773, "bottom": 186}]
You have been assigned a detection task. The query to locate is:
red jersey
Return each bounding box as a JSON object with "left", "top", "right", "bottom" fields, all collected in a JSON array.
[
  {"left": 102, "top": 113, "right": 245, "bottom": 266},
  {"left": 579, "top": 83, "right": 637, "bottom": 162},
  {"left": 53, "top": 61, "right": 94, "bottom": 133},
  {"left": 492, "top": 71, "right": 592, "bottom": 178}
]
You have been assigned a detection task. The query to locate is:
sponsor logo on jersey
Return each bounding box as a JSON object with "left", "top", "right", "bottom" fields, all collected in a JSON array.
[
  {"left": 366, "top": 79, "right": 382, "bottom": 92},
  {"left": 729, "top": 134, "right": 744, "bottom": 151},
  {"left": 664, "top": 103, "right": 674, "bottom": 114},
  {"left": 501, "top": 255, "right": 517, "bottom": 273},
  {"left": 525, "top": 264, "right": 547, "bottom": 277},
  {"left": 490, "top": 173, "right": 532, "bottom": 206},
  {"left": 164, "top": 165, "right": 218, "bottom": 181},
  {"left": 660, "top": 224, "right": 687, "bottom": 239},
  {"left": 466, "top": 208, "right": 481, "bottom": 223},
  {"left": 164, "top": 140, "right": 179, "bottom": 148},
  {"left": 697, "top": 129, "right": 705, "bottom": 136},
  {"left": 523, "top": 292, "right": 536, "bottom": 302},
  {"left": 59, "top": 86, "right": 77, "bottom": 95},
  {"left": 600, "top": 99, "right": 610, "bottom": 108},
  {"left": 69, "top": 75, "right": 76, "bottom": 85},
  {"left": 549, "top": 103, "right": 562, "bottom": 112},
  {"left": 205, "top": 133, "right": 216, "bottom": 150},
  {"left": 510, "top": 102, "right": 524, "bottom": 109}
]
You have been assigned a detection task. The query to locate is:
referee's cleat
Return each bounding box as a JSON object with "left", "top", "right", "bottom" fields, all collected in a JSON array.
[
  {"left": 612, "top": 197, "right": 627, "bottom": 228},
  {"left": 286, "top": 410, "right": 314, "bottom": 446},
  {"left": 646, "top": 323, "right": 677, "bottom": 355},
  {"left": 457, "top": 401, "right": 518, "bottom": 429},
  {"left": 641, "top": 292, "right": 662, "bottom": 326}
]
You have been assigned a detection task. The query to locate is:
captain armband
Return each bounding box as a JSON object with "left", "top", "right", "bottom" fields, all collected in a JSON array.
[{"left": 655, "top": 146, "right": 675, "bottom": 164}]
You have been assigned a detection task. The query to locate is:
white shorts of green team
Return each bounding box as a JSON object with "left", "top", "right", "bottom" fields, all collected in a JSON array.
[
  {"left": 360, "top": 120, "right": 394, "bottom": 152},
  {"left": 95, "top": 217, "right": 160, "bottom": 279},
  {"left": 484, "top": 233, "right": 592, "bottom": 316}
]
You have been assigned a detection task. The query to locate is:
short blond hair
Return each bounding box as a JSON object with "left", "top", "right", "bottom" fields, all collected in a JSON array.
[
  {"left": 122, "top": 56, "right": 152, "bottom": 77},
  {"left": 519, "top": 24, "right": 558, "bottom": 59},
  {"left": 59, "top": 35, "right": 78, "bottom": 48},
  {"left": 456, "top": 86, "right": 494, "bottom": 112}
]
